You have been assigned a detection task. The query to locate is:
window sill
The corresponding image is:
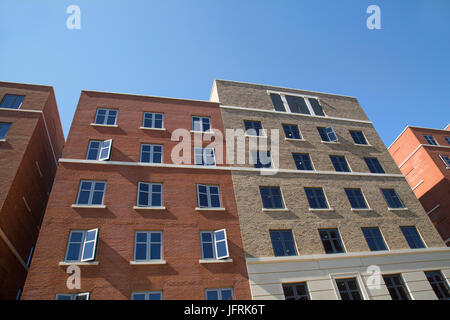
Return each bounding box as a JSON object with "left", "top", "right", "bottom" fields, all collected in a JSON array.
[
  {"left": 59, "top": 261, "right": 99, "bottom": 266},
  {"left": 0, "top": 139, "right": 6, "bottom": 142},
  {"left": 262, "top": 208, "right": 289, "bottom": 212},
  {"left": 285, "top": 138, "right": 306, "bottom": 142},
  {"left": 190, "top": 130, "right": 214, "bottom": 134},
  {"left": 388, "top": 207, "right": 409, "bottom": 211},
  {"left": 130, "top": 260, "right": 167, "bottom": 265},
  {"left": 90, "top": 123, "right": 118, "bottom": 128},
  {"left": 354, "top": 143, "right": 372, "bottom": 147},
  {"left": 71, "top": 204, "right": 106, "bottom": 209},
  {"left": 321, "top": 141, "right": 340, "bottom": 144},
  {"left": 133, "top": 206, "right": 166, "bottom": 210},
  {"left": 245, "top": 134, "right": 267, "bottom": 138},
  {"left": 140, "top": 127, "right": 166, "bottom": 131},
  {"left": 309, "top": 208, "right": 335, "bottom": 212},
  {"left": 351, "top": 208, "right": 374, "bottom": 212},
  {"left": 195, "top": 207, "right": 226, "bottom": 211},
  {"left": 199, "top": 259, "right": 233, "bottom": 264}
]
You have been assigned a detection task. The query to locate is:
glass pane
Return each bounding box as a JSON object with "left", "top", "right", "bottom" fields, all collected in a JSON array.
[
  {"left": 150, "top": 233, "right": 161, "bottom": 242},
  {"left": 135, "top": 244, "right": 147, "bottom": 260},
  {"left": 136, "top": 233, "right": 147, "bottom": 242},
  {"left": 202, "top": 243, "right": 214, "bottom": 259},
  {"left": 151, "top": 193, "right": 161, "bottom": 206},
  {"left": 150, "top": 244, "right": 161, "bottom": 259},
  {"left": 70, "top": 232, "right": 83, "bottom": 242},
  {"left": 82, "top": 242, "right": 95, "bottom": 260},
  {"left": 132, "top": 294, "right": 146, "bottom": 300},
  {"left": 221, "top": 289, "right": 233, "bottom": 300},
  {"left": 216, "top": 241, "right": 228, "bottom": 258},
  {"left": 66, "top": 243, "right": 81, "bottom": 261},
  {"left": 77, "top": 191, "right": 90, "bottom": 204},
  {"left": 201, "top": 232, "right": 212, "bottom": 242},
  {"left": 149, "top": 293, "right": 162, "bottom": 300},
  {"left": 139, "top": 192, "right": 149, "bottom": 206},
  {"left": 85, "top": 230, "right": 97, "bottom": 241},
  {"left": 91, "top": 191, "right": 104, "bottom": 205},
  {"left": 206, "top": 290, "right": 218, "bottom": 300}
]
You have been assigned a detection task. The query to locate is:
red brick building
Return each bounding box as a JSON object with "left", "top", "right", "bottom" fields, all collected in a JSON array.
[
  {"left": 22, "top": 90, "right": 251, "bottom": 300},
  {"left": 389, "top": 125, "right": 450, "bottom": 246},
  {"left": 0, "top": 82, "right": 65, "bottom": 299}
]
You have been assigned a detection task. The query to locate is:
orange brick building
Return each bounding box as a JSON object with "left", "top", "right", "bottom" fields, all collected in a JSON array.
[
  {"left": 0, "top": 82, "right": 64, "bottom": 299},
  {"left": 22, "top": 90, "right": 251, "bottom": 300},
  {"left": 389, "top": 125, "right": 450, "bottom": 246}
]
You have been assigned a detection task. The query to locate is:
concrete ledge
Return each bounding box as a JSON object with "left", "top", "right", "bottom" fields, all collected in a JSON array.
[
  {"left": 262, "top": 208, "right": 289, "bottom": 212},
  {"left": 140, "top": 127, "right": 166, "bottom": 131},
  {"left": 130, "top": 260, "right": 167, "bottom": 265},
  {"left": 59, "top": 261, "right": 99, "bottom": 266},
  {"left": 388, "top": 207, "right": 409, "bottom": 211},
  {"left": 195, "top": 207, "right": 226, "bottom": 211},
  {"left": 309, "top": 208, "right": 334, "bottom": 212},
  {"left": 90, "top": 123, "right": 118, "bottom": 128},
  {"left": 71, "top": 204, "right": 106, "bottom": 209},
  {"left": 133, "top": 206, "right": 166, "bottom": 210},
  {"left": 199, "top": 259, "right": 233, "bottom": 264}
]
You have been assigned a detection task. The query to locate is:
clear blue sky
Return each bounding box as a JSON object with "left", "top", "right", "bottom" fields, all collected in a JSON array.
[{"left": 1, "top": 0, "right": 449, "bottom": 145}]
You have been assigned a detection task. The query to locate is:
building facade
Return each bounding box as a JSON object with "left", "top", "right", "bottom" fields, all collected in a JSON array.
[
  {"left": 388, "top": 125, "right": 450, "bottom": 246},
  {"left": 210, "top": 80, "right": 450, "bottom": 300},
  {"left": 22, "top": 90, "right": 251, "bottom": 300},
  {"left": 0, "top": 82, "right": 64, "bottom": 299}
]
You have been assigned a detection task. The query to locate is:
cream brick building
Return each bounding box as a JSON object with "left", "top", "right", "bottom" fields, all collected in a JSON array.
[{"left": 210, "top": 80, "right": 450, "bottom": 300}]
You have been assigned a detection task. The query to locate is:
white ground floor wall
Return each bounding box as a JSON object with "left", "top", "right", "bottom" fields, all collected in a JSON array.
[{"left": 246, "top": 247, "right": 450, "bottom": 300}]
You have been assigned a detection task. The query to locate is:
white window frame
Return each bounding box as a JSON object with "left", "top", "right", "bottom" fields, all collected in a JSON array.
[
  {"left": 267, "top": 91, "right": 326, "bottom": 117},
  {"left": 142, "top": 112, "right": 164, "bottom": 129},
  {"left": 76, "top": 180, "right": 106, "bottom": 206},
  {"left": 349, "top": 130, "right": 369, "bottom": 145},
  {"left": 65, "top": 229, "right": 99, "bottom": 262},
  {"left": 200, "top": 230, "right": 229, "bottom": 260},
  {"left": 330, "top": 273, "right": 369, "bottom": 300},
  {"left": 131, "top": 291, "right": 163, "bottom": 300},
  {"left": 197, "top": 184, "right": 222, "bottom": 208},
  {"left": 94, "top": 108, "right": 118, "bottom": 125},
  {"left": 133, "top": 231, "right": 163, "bottom": 262},
  {"left": 205, "top": 288, "right": 234, "bottom": 300},
  {"left": 439, "top": 155, "right": 450, "bottom": 168},
  {"left": 137, "top": 182, "right": 163, "bottom": 207},
  {"left": 194, "top": 147, "right": 216, "bottom": 166},
  {"left": 140, "top": 144, "right": 163, "bottom": 163},
  {"left": 0, "top": 122, "right": 12, "bottom": 140},
  {"left": 192, "top": 116, "right": 211, "bottom": 132},
  {"left": 424, "top": 135, "right": 438, "bottom": 146},
  {"left": 98, "top": 139, "right": 112, "bottom": 161},
  {"left": 56, "top": 292, "right": 90, "bottom": 300}
]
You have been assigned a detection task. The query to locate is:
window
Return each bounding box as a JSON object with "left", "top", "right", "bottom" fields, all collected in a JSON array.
[
  {"left": 330, "top": 155, "right": 350, "bottom": 172},
  {"left": 345, "top": 188, "right": 368, "bottom": 209},
  {"left": 251, "top": 150, "right": 272, "bottom": 169},
  {"left": 137, "top": 182, "right": 162, "bottom": 207},
  {"left": 439, "top": 155, "right": 450, "bottom": 168},
  {"left": 293, "top": 153, "right": 314, "bottom": 171},
  {"left": 270, "top": 93, "right": 286, "bottom": 112},
  {"left": 308, "top": 98, "right": 325, "bottom": 116},
  {"left": 94, "top": 108, "right": 117, "bottom": 125},
  {"left": 244, "top": 120, "right": 263, "bottom": 136},
  {"left": 424, "top": 135, "right": 438, "bottom": 145},
  {"left": 270, "top": 230, "right": 297, "bottom": 256},
  {"left": 425, "top": 271, "right": 450, "bottom": 300},
  {"left": 282, "top": 124, "right": 302, "bottom": 139},
  {"left": 192, "top": 116, "right": 211, "bottom": 132},
  {"left": 400, "top": 226, "right": 426, "bottom": 249},
  {"left": 335, "top": 278, "right": 363, "bottom": 300},
  {"left": 143, "top": 112, "right": 164, "bottom": 129},
  {"left": 205, "top": 288, "right": 234, "bottom": 300},
  {"left": 383, "top": 274, "right": 411, "bottom": 300},
  {"left": 317, "top": 127, "right": 338, "bottom": 142},
  {"left": 194, "top": 147, "right": 216, "bottom": 166},
  {"left": 285, "top": 95, "right": 310, "bottom": 114},
  {"left": 349, "top": 130, "right": 368, "bottom": 145},
  {"left": 26, "top": 246, "right": 35, "bottom": 267},
  {"left": 364, "top": 157, "right": 385, "bottom": 174},
  {"left": 134, "top": 231, "right": 163, "bottom": 261},
  {"left": 445, "top": 137, "right": 450, "bottom": 145},
  {"left": 0, "top": 94, "right": 25, "bottom": 109},
  {"left": 86, "top": 139, "right": 112, "bottom": 161},
  {"left": 362, "top": 227, "right": 387, "bottom": 251},
  {"left": 65, "top": 229, "right": 99, "bottom": 262},
  {"left": 200, "top": 229, "right": 229, "bottom": 260},
  {"left": 0, "top": 123, "right": 12, "bottom": 140},
  {"left": 197, "top": 184, "right": 221, "bottom": 208},
  {"left": 319, "top": 229, "right": 345, "bottom": 254},
  {"left": 304, "top": 188, "right": 328, "bottom": 209},
  {"left": 56, "top": 293, "right": 90, "bottom": 300},
  {"left": 259, "top": 186, "right": 284, "bottom": 209},
  {"left": 140, "top": 144, "right": 163, "bottom": 163},
  {"left": 131, "top": 291, "right": 162, "bottom": 300},
  {"left": 76, "top": 181, "right": 106, "bottom": 205},
  {"left": 381, "top": 189, "right": 405, "bottom": 209},
  {"left": 282, "top": 283, "right": 310, "bottom": 300}
]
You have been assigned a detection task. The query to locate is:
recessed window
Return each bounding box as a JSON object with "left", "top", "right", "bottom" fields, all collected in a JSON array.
[
  {"left": 270, "top": 230, "right": 297, "bottom": 256},
  {"left": 383, "top": 274, "right": 411, "bottom": 300},
  {"left": 56, "top": 293, "right": 90, "bottom": 300},
  {"left": 285, "top": 95, "right": 310, "bottom": 115},
  {"left": 0, "top": 94, "right": 25, "bottom": 109},
  {"left": 270, "top": 93, "right": 286, "bottom": 112},
  {"left": 293, "top": 153, "right": 314, "bottom": 171},
  {"left": 94, "top": 108, "right": 117, "bottom": 125},
  {"left": 192, "top": 116, "right": 211, "bottom": 132},
  {"left": 0, "top": 123, "right": 12, "bottom": 140},
  {"left": 304, "top": 187, "right": 328, "bottom": 209},
  {"left": 364, "top": 157, "right": 385, "bottom": 174},
  {"left": 244, "top": 120, "right": 263, "bottom": 136},
  {"left": 76, "top": 180, "right": 106, "bottom": 205},
  {"left": 86, "top": 139, "right": 112, "bottom": 161},
  {"left": 317, "top": 127, "right": 338, "bottom": 142},
  {"left": 319, "top": 229, "right": 345, "bottom": 254},
  {"left": 251, "top": 150, "right": 272, "bottom": 169},
  {"left": 200, "top": 229, "right": 229, "bottom": 260},
  {"left": 131, "top": 291, "right": 162, "bottom": 300},
  {"left": 65, "top": 229, "right": 99, "bottom": 262},
  {"left": 205, "top": 288, "right": 234, "bottom": 300},
  {"left": 335, "top": 278, "right": 363, "bottom": 300},
  {"left": 134, "top": 231, "right": 162, "bottom": 261},
  {"left": 197, "top": 184, "right": 221, "bottom": 208},
  {"left": 282, "top": 283, "right": 310, "bottom": 300},
  {"left": 194, "top": 147, "right": 216, "bottom": 166},
  {"left": 439, "top": 155, "right": 450, "bottom": 168},
  {"left": 381, "top": 189, "right": 405, "bottom": 209},
  {"left": 330, "top": 155, "right": 350, "bottom": 172},
  {"left": 308, "top": 98, "right": 325, "bottom": 116},
  {"left": 362, "top": 227, "right": 387, "bottom": 251},
  {"left": 445, "top": 137, "right": 450, "bottom": 145},
  {"left": 424, "top": 271, "right": 450, "bottom": 300},
  {"left": 282, "top": 124, "right": 302, "bottom": 139},
  {"left": 400, "top": 226, "right": 426, "bottom": 249},
  {"left": 259, "top": 186, "right": 284, "bottom": 209},
  {"left": 137, "top": 182, "right": 162, "bottom": 207},
  {"left": 424, "top": 135, "right": 438, "bottom": 145},
  {"left": 143, "top": 112, "right": 164, "bottom": 129},
  {"left": 140, "top": 144, "right": 163, "bottom": 163},
  {"left": 345, "top": 188, "right": 368, "bottom": 209},
  {"left": 349, "top": 130, "right": 368, "bottom": 145}
]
